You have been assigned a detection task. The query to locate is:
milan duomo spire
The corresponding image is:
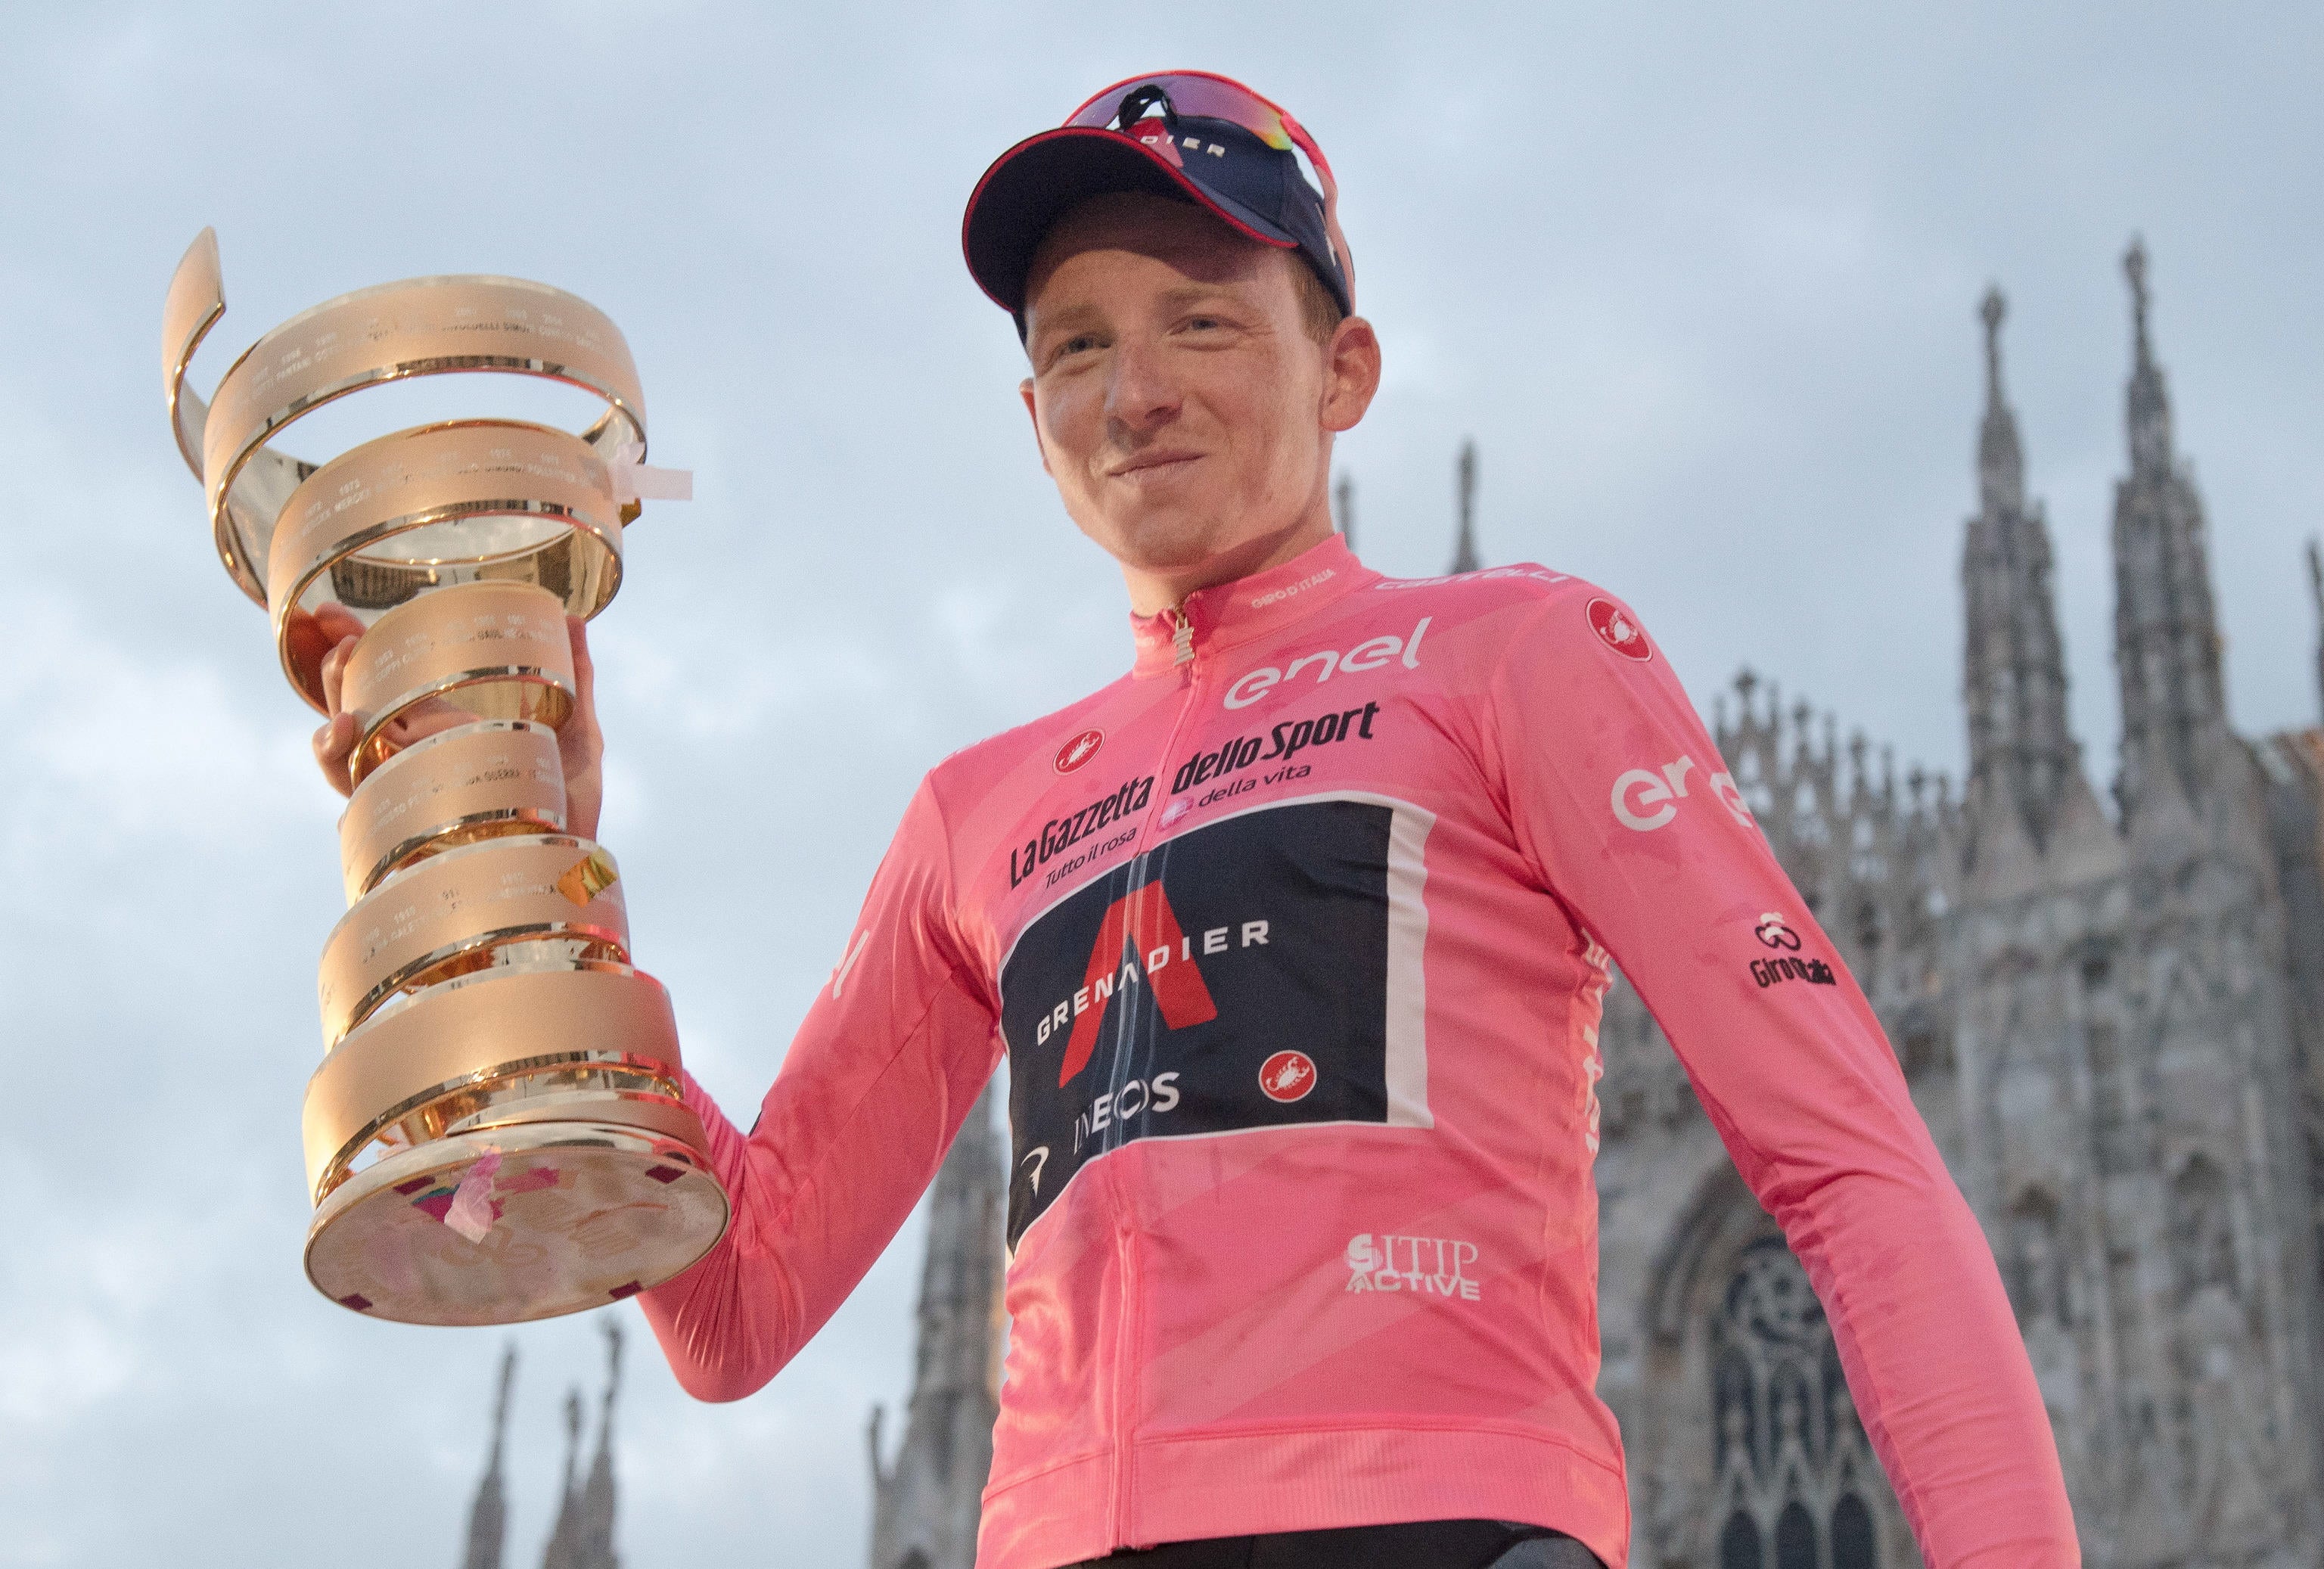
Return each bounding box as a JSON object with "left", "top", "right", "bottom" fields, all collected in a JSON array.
[
  {"left": 2111, "top": 237, "right": 2229, "bottom": 823},
  {"left": 1450, "top": 440, "right": 1481, "bottom": 573},
  {"left": 868, "top": 1083, "right": 1006, "bottom": 1569},
  {"left": 1959, "top": 286, "right": 2077, "bottom": 861},
  {"left": 460, "top": 1346, "right": 518, "bottom": 1569},
  {"left": 540, "top": 1323, "right": 623, "bottom": 1569},
  {"left": 2309, "top": 538, "right": 2323, "bottom": 724},
  {"left": 539, "top": 1392, "right": 584, "bottom": 1569}
]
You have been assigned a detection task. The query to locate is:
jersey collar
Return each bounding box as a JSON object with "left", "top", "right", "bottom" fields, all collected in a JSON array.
[{"left": 1129, "top": 533, "right": 1377, "bottom": 677}]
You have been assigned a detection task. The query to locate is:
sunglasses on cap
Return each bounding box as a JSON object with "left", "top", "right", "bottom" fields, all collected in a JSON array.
[
  {"left": 1061, "top": 70, "right": 1354, "bottom": 306},
  {"left": 962, "top": 69, "right": 1356, "bottom": 321}
]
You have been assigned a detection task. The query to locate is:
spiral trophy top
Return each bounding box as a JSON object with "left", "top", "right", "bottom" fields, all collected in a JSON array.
[{"left": 160, "top": 228, "right": 650, "bottom": 607}]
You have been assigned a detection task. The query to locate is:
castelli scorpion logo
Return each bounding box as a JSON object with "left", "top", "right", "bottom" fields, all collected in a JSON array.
[
  {"left": 1586, "top": 597, "right": 1652, "bottom": 662},
  {"left": 1259, "top": 1049, "right": 1317, "bottom": 1102}
]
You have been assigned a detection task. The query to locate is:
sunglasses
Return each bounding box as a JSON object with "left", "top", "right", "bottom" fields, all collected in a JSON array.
[{"left": 1064, "top": 70, "right": 1354, "bottom": 308}]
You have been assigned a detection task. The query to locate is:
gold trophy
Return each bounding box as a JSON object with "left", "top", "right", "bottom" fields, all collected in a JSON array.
[{"left": 162, "top": 230, "right": 729, "bottom": 1325}]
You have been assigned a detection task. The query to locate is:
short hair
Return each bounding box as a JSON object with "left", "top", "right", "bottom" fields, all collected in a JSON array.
[
  {"left": 1014, "top": 207, "right": 1347, "bottom": 350},
  {"left": 1288, "top": 253, "right": 1346, "bottom": 346}
]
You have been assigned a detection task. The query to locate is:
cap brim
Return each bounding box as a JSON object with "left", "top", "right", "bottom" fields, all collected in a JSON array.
[{"left": 962, "top": 126, "right": 1299, "bottom": 313}]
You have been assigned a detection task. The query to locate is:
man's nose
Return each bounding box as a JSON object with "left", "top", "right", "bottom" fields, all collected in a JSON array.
[{"left": 1104, "top": 335, "right": 1179, "bottom": 435}]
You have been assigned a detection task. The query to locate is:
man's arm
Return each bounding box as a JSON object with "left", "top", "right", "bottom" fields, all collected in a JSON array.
[
  {"left": 1486, "top": 585, "right": 2077, "bottom": 1566},
  {"left": 640, "top": 777, "right": 1001, "bottom": 1401}
]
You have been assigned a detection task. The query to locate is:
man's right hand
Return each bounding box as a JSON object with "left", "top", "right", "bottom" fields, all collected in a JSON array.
[{"left": 304, "top": 601, "right": 606, "bottom": 841}]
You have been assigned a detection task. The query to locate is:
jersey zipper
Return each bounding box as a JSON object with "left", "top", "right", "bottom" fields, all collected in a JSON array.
[
  {"left": 1109, "top": 603, "right": 1200, "bottom": 1545},
  {"left": 1135, "top": 604, "right": 1202, "bottom": 844}
]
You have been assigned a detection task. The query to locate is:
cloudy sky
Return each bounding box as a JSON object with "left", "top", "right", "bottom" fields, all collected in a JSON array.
[{"left": 2, "top": 4, "right": 2318, "bottom": 1564}]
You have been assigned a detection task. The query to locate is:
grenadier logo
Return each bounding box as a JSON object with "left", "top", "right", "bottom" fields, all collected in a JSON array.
[
  {"left": 1259, "top": 1049, "right": 1317, "bottom": 1102},
  {"left": 1587, "top": 597, "right": 1652, "bottom": 661},
  {"left": 1051, "top": 879, "right": 1229, "bottom": 1086},
  {"left": 1055, "top": 728, "right": 1105, "bottom": 775},
  {"left": 1000, "top": 794, "right": 1434, "bottom": 1247}
]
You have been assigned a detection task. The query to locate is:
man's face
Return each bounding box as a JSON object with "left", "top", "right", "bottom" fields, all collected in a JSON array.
[{"left": 1020, "top": 193, "right": 1371, "bottom": 586}]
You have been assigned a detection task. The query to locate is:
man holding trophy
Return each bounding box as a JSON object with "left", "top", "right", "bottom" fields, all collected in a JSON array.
[{"left": 290, "top": 70, "right": 2076, "bottom": 1569}]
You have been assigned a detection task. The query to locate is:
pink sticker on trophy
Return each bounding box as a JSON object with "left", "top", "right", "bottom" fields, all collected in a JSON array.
[
  {"left": 496, "top": 1165, "right": 561, "bottom": 1195},
  {"left": 443, "top": 1151, "right": 504, "bottom": 1243}
]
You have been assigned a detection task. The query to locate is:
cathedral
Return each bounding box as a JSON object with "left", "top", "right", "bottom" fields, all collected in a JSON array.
[
  {"left": 455, "top": 1323, "right": 630, "bottom": 1569},
  {"left": 864, "top": 239, "right": 2324, "bottom": 1569}
]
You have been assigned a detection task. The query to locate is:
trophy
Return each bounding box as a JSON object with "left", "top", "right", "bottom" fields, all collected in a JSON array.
[{"left": 161, "top": 230, "right": 730, "bottom": 1325}]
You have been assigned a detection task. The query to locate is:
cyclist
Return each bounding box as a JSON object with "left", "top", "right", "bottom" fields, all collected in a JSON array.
[{"left": 315, "top": 69, "right": 2077, "bottom": 1569}]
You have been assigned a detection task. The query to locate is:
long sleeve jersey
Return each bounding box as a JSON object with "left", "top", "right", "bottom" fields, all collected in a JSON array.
[{"left": 641, "top": 534, "right": 2077, "bottom": 1569}]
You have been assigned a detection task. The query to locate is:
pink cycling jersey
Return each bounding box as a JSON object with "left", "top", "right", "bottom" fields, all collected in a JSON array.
[{"left": 641, "top": 533, "right": 2077, "bottom": 1568}]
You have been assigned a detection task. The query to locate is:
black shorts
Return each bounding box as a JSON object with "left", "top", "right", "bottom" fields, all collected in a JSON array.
[{"left": 1074, "top": 1520, "right": 1606, "bottom": 1568}]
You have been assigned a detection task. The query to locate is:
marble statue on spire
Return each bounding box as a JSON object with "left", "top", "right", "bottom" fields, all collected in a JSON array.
[
  {"left": 1977, "top": 286, "right": 2026, "bottom": 515},
  {"left": 2124, "top": 237, "right": 2174, "bottom": 477}
]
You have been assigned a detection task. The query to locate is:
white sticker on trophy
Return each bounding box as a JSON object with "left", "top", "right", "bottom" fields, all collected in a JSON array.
[{"left": 607, "top": 441, "right": 694, "bottom": 503}]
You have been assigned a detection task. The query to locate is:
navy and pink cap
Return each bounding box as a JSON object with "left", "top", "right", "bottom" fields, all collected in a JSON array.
[{"left": 962, "top": 70, "right": 1355, "bottom": 324}]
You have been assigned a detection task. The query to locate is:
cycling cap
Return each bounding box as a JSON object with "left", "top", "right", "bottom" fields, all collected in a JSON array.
[{"left": 962, "top": 70, "right": 1354, "bottom": 322}]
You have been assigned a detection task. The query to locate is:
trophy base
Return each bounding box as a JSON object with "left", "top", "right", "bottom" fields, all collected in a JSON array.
[{"left": 305, "top": 1120, "right": 729, "bottom": 1325}]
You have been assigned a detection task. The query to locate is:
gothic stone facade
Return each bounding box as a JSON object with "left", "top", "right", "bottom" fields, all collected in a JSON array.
[
  {"left": 869, "top": 1083, "right": 1008, "bottom": 1569},
  {"left": 872, "top": 246, "right": 2324, "bottom": 1569},
  {"left": 1600, "top": 250, "right": 2324, "bottom": 1569}
]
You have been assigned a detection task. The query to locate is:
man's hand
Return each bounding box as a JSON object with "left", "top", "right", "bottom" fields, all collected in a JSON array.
[{"left": 305, "top": 601, "right": 605, "bottom": 841}]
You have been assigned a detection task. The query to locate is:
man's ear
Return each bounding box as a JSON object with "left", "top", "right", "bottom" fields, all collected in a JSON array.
[
  {"left": 1019, "top": 379, "right": 1053, "bottom": 477},
  {"left": 1320, "top": 315, "right": 1382, "bottom": 435}
]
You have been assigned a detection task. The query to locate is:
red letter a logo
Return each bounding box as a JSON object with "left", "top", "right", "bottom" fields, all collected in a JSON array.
[{"left": 1057, "top": 879, "right": 1219, "bottom": 1086}]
